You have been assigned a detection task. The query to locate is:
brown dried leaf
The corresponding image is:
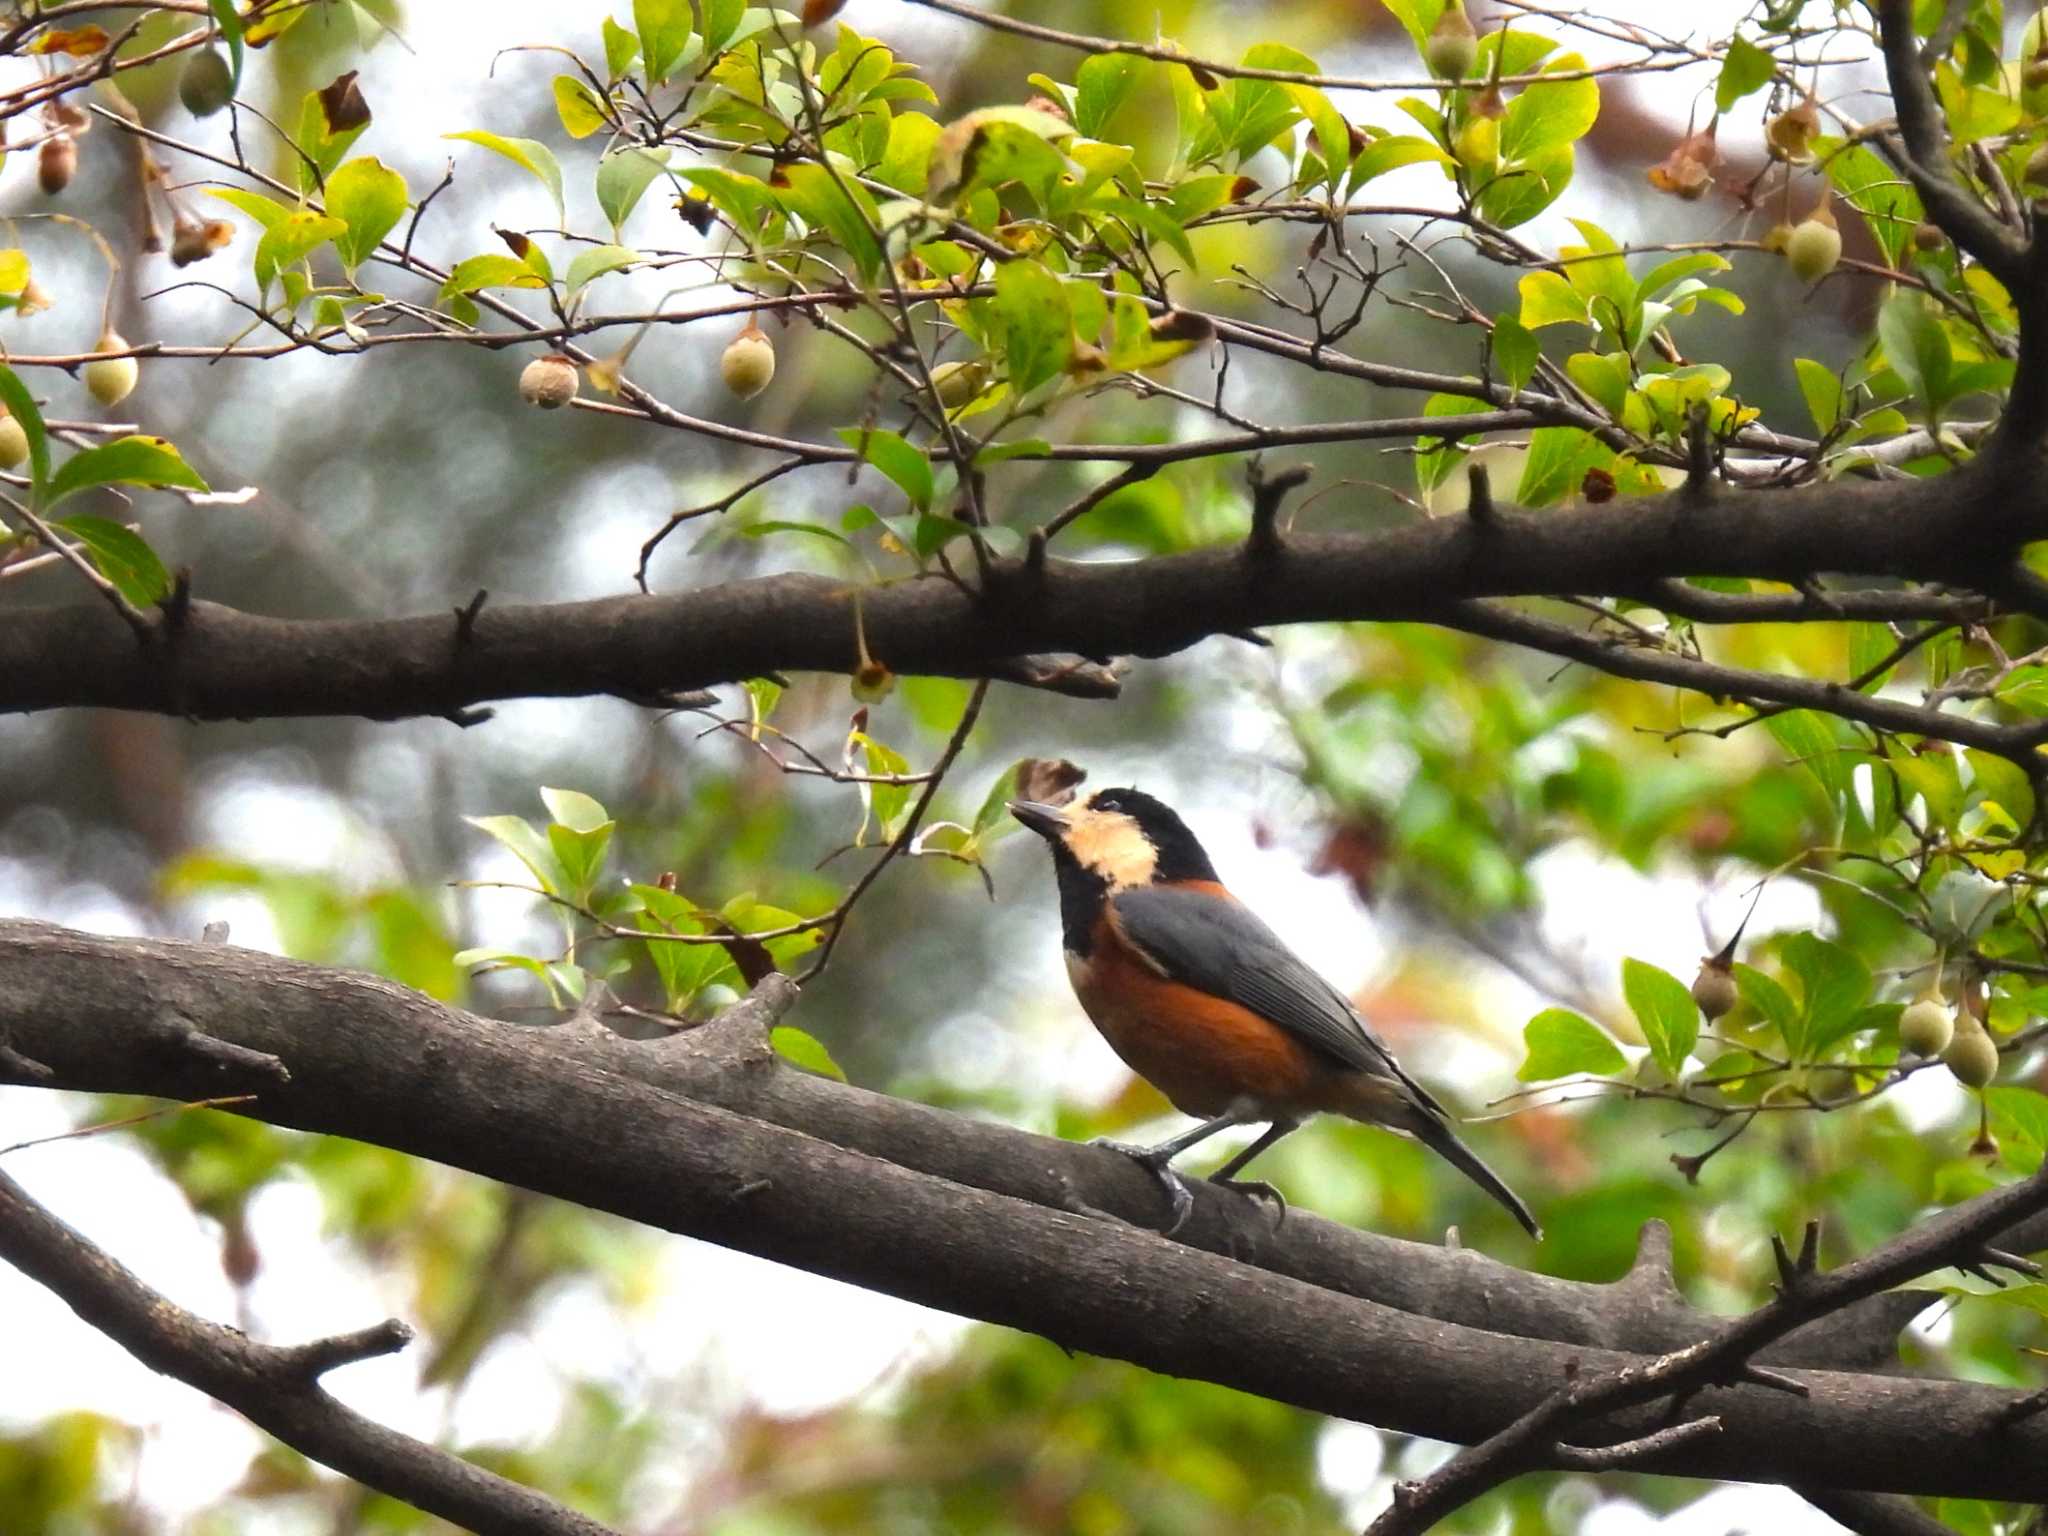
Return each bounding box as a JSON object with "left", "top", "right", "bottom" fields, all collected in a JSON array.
[{"left": 1016, "top": 757, "right": 1086, "bottom": 807}]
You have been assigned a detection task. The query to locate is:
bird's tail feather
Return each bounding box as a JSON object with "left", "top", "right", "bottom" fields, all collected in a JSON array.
[{"left": 1405, "top": 1110, "right": 1542, "bottom": 1240}]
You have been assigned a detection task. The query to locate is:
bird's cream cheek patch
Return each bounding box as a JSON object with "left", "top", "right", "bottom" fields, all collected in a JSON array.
[{"left": 1064, "top": 809, "right": 1160, "bottom": 890}]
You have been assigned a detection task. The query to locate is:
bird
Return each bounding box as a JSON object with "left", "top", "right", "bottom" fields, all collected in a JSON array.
[{"left": 1010, "top": 785, "right": 1540, "bottom": 1239}]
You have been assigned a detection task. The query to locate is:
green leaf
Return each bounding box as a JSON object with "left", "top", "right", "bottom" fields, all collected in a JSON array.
[
  {"left": 739, "top": 518, "right": 855, "bottom": 552},
  {"left": 876, "top": 111, "right": 941, "bottom": 194},
  {"left": 564, "top": 244, "right": 639, "bottom": 293},
  {"left": 631, "top": 883, "right": 737, "bottom": 1010},
  {"left": 1715, "top": 36, "right": 1775, "bottom": 112},
  {"left": 445, "top": 131, "right": 566, "bottom": 223},
  {"left": 596, "top": 147, "right": 670, "bottom": 234},
  {"left": 972, "top": 760, "right": 1027, "bottom": 840},
  {"left": 453, "top": 946, "right": 561, "bottom": 999},
  {"left": 208, "top": 0, "right": 244, "bottom": 90},
  {"left": 1346, "top": 133, "right": 1453, "bottom": 195},
  {"left": 1517, "top": 269, "right": 1588, "bottom": 329},
  {"left": 1498, "top": 56, "right": 1599, "bottom": 162},
  {"left": 293, "top": 81, "right": 369, "bottom": 194},
  {"left": 209, "top": 187, "right": 291, "bottom": 232},
  {"left": 323, "top": 156, "right": 407, "bottom": 273},
  {"left": 440, "top": 253, "right": 548, "bottom": 300},
  {"left": 1622, "top": 957, "right": 1698, "bottom": 1078},
  {"left": 541, "top": 786, "right": 610, "bottom": 833},
  {"left": 1075, "top": 52, "right": 1140, "bottom": 138},
  {"left": 633, "top": 0, "right": 692, "bottom": 83},
  {"left": 1518, "top": 1008, "right": 1628, "bottom": 1081},
  {"left": 49, "top": 515, "right": 171, "bottom": 607},
  {"left": 1986, "top": 1086, "right": 2048, "bottom": 1172},
  {"left": 1414, "top": 391, "right": 1490, "bottom": 493},
  {"left": 602, "top": 16, "right": 640, "bottom": 80},
  {"left": 771, "top": 1026, "right": 847, "bottom": 1082},
  {"left": 1781, "top": 931, "right": 1871, "bottom": 1059},
  {"left": 995, "top": 258, "right": 1073, "bottom": 394},
  {"left": 547, "top": 819, "right": 612, "bottom": 904},
  {"left": 1491, "top": 313, "right": 1539, "bottom": 393},
  {"left": 853, "top": 732, "right": 913, "bottom": 839},
  {"left": 1878, "top": 293, "right": 1953, "bottom": 418},
  {"left": 835, "top": 427, "right": 934, "bottom": 511},
  {"left": 701, "top": 0, "right": 746, "bottom": 54},
  {"left": 1765, "top": 708, "right": 1852, "bottom": 816},
  {"left": 951, "top": 120, "right": 1070, "bottom": 205},
  {"left": 1636, "top": 251, "right": 1731, "bottom": 306},
  {"left": 464, "top": 813, "right": 569, "bottom": 896},
  {"left": 1794, "top": 357, "right": 1841, "bottom": 434},
  {"left": 0, "top": 363, "right": 50, "bottom": 495},
  {"left": 553, "top": 75, "right": 609, "bottom": 139},
  {"left": 48, "top": 436, "right": 208, "bottom": 507},
  {"left": 1566, "top": 350, "right": 1629, "bottom": 418},
  {"left": 252, "top": 209, "right": 346, "bottom": 294},
  {"left": 777, "top": 162, "right": 885, "bottom": 281},
  {"left": 1818, "top": 136, "right": 1921, "bottom": 267},
  {"left": 1734, "top": 963, "right": 1798, "bottom": 1039},
  {"left": 1515, "top": 425, "right": 1601, "bottom": 507},
  {"left": 1476, "top": 142, "right": 1575, "bottom": 230},
  {"left": 1967, "top": 748, "right": 2037, "bottom": 834}
]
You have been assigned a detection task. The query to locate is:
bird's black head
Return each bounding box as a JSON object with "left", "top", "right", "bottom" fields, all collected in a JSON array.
[{"left": 1010, "top": 785, "right": 1219, "bottom": 890}]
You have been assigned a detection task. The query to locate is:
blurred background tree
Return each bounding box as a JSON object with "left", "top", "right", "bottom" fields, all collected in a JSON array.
[{"left": 3, "top": 0, "right": 2048, "bottom": 1532}]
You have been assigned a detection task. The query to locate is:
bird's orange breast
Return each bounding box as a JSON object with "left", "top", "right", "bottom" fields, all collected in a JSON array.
[{"left": 1068, "top": 909, "right": 1327, "bottom": 1118}]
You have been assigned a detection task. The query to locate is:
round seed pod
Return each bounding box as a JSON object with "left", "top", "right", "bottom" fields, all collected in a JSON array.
[
  {"left": 1691, "top": 958, "right": 1737, "bottom": 1021},
  {"left": 0, "top": 411, "right": 28, "bottom": 471},
  {"left": 720, "top": 322, "right": 776, "bottom": 400},
  {"left": 1897, "top": 995, "right": 1953, "bottom": 1057},
  {"left": 38, "top": 133, "right": 76, "bottom": 196},
  {"left": 84, "top": 331, "right": 138, "bottom": 406},
  {"left": 1426, "top": 2, "right": 1478, "bottom": 80},
  {"left": 519, "top": 354, "right": 581, "bottom": 410},
  {"left": 1784, "top": 204, "right": 1842, "bottom": 283},
  {"left": 179, "top": 47, "right": 234, "bottom": 117},
  {"left": 930, "top": 359, "right": 988, "bottom": 408},
  {"left": 1941, "top": 1017, "right": 1999, "bottom": 1089}
]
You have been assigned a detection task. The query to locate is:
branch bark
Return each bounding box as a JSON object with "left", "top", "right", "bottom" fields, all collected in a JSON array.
[
  {"left": 2, "top": 920, "right": 2046, "bottom": 1500},
  {"left": 1873, "top": 0, "right": 2029, "bottom": 292},
  {"left": 2, "top": 452, "right": 2038, "bottom": 722},
  {"left": 0, "top": 1167, "right": 620, "bottom": 1536}
]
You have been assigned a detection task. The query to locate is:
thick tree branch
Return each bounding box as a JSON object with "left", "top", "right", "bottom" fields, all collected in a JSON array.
[
  {"left": 2, "top": 921, "right": 2046, "bottom": 1500},
  {"left": 1873, "top": 0, "right": 2028, "bottom": 290},
  {"left": 0, "top": 920, "right": 1926, "bottom": 1374},
  {"left": 4, "top": 453, "right": 2042, "bottom": 722},
  {"left": 0, "top": 1167, "right": 620, "bottom": 1536}
]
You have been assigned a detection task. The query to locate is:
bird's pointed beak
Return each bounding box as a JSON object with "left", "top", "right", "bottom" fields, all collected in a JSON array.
[{"left": 1008, "top": 799, "right": 1071, "bottom": 839}]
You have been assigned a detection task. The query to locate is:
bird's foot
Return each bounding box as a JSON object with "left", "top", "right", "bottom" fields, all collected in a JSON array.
[
  {"left": 1092, "top": 1138, "right": 1196, "bottom": 1235},
  {"left": 1212, "top": 1174, "right": 1287, "bottom": 1231}
]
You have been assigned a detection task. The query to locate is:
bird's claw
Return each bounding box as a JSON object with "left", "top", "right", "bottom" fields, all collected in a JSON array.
[
  {"left": 1212, "top": 1175, "right": 1287, "bottom": 1230},
  {"left": 1092, "top": 1138, "right": 1197, "bottom": 1235}
]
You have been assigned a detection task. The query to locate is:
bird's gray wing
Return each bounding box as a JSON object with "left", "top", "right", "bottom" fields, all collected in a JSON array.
[{"left": 1110, "top": 883, "right": 1444, "bottom": 1113}]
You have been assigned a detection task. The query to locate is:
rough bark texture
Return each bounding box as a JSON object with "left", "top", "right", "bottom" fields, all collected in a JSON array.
[
  {"left": 2, "top": 451, "right": 2036, "bottom": 722},
  {"left": 4, "top": 919, "right": 2045, "bottom": 1500}
]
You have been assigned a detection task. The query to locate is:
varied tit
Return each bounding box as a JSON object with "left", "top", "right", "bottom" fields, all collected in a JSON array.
[{"left": 1010, "top": 787, "right": 1539, "bottom": 1239}]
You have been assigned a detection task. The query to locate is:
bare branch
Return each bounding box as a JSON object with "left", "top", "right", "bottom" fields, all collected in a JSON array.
[
  {"left": 1369, "top": 1169, "right": 2048, "bottom": 1533},
  {"left": 0, "top": 1167, "right": 620, "bottom": 1536}
]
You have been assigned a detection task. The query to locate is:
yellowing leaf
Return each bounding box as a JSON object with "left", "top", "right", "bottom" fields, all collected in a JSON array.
[{"left": 554, "top": 75, "right": 609, "bottom": 139}]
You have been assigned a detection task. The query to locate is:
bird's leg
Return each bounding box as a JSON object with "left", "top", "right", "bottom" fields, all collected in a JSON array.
[
  {"left": 1093, "top": 1109, "right": 1251, "bottom": 1235},
  {"left": 1207, "top": 1118, "right": 1298, "bottom": 1227}
]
